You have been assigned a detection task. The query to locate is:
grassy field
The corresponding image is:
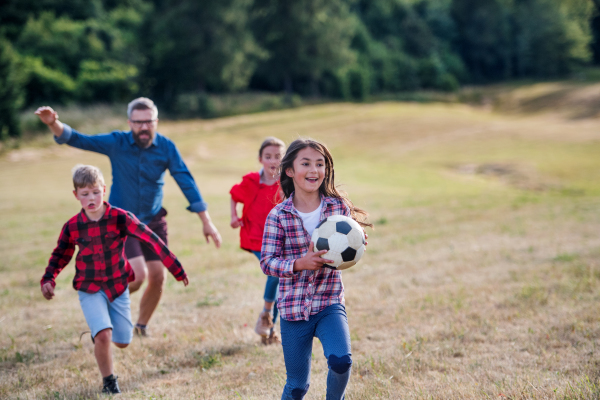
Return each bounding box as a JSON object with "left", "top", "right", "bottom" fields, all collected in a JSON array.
[{"left": 1, "top": 84, "right": 600, "bottom": 399}]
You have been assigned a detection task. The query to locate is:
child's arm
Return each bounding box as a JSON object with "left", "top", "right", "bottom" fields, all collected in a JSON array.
[
  {"left": 230, "top": 198, "right": 243, "bottom": 228},
  {"left": 260, "top": 211, "right": 333, "bottom": 277},
  {"left": 123, "top": 211, "right": 188, "bottom": 285},
  {"left": 260, "top": 212, "right": 293, "bottom": 277},
  {"left": 40, "top": 222, "right": 76, "bottom": 300},
  {"left": 292, "top": 242, "right": 333, "bottom": 272},
  {"left": 230, "top": 174, "right": 257, "bottom": 229}
]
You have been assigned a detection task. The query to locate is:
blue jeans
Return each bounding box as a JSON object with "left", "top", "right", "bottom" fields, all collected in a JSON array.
[
  {"left": 280, "top": 304, "right": 352, "bottom": 400},
  {"left": 253, "top": 250, "right": 279, "bottom": 325}
]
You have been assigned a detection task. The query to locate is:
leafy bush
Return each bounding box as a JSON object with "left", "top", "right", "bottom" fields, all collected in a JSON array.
[
  {"left": 173, "top": 92, "right": 217, "bottom": 119},
  {"left": 77, "top": 60, "right": 139, "bottom": 102},
  {"left": 19, "top": 56, "right": 76, "bottom": 106},
  {"left": 0, "top": 39, "right": 23, "bottom": 138}
]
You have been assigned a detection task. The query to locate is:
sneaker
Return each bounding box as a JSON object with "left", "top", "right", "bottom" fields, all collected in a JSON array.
[
  {"left": 134, "top": 324, "right": 149, "bottom": 338},
  {"left": 267, "top": 329, "right": 280, "bottom": 345},
  {"left": 254, "top": 311, "right": 273, "bottom": 338},
  {"left": 102, "top": 375, "right": 121, "bottom": 395}
]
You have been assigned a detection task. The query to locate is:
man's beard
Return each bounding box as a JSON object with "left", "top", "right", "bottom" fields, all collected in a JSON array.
[{"left": 133, "top": 129, "right": 153, "bottom": 147}]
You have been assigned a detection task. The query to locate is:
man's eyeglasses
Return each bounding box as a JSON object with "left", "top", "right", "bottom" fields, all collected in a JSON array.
[{"left": 130, "top": 119, "right": 157, "bottom": 127}]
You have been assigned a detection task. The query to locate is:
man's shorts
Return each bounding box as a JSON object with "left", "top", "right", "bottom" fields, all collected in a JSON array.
[
  {"left": 124, "top": 208, "right": 168, "bottom": 262},
  {"left": 78, "top": 288, "right": 133, "bottom": 344}
]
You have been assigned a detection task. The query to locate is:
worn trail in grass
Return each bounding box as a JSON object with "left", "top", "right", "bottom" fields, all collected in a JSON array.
[{"left": 1, "top": 99, "right": 600, "bottom": 399}]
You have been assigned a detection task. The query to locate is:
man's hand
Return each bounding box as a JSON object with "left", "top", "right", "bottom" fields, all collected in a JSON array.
[
  {"left": 181, "top": 277, "right": 189, "bottom": 286},
  {"left": 34, "top": 106, "right": 64, "bottom": 137},
  {"left": 198, "top": 211, "right": 222, "bottom": 248},
  {"left": 41, "top": 282, "right": 55, "bottom": 300},
  {"left": 230, "top": 215, "right": 243, "bottom": 229},
  {"left": 293, "top": 242, "right": 334, "bottom": 272},
  {"left": 203, "top": 220, "right": 222, "bottom": 248},
  {"left": 35, "top": 106, "right": 58, "bottom": 125}
]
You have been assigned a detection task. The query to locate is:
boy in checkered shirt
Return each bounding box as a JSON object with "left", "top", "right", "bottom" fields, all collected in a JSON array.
[{"left": 40, "top": 165, "right": 188, "bottom": 395}]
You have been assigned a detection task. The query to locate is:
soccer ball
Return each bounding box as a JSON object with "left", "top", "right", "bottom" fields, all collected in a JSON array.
[{"left": 311, "top": 215, "right": 366, "bottom": 270}]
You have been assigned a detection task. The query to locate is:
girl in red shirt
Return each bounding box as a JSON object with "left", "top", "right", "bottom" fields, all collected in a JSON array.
[{"left": 230, "top": 137, "right": 285, "bottom": 344}]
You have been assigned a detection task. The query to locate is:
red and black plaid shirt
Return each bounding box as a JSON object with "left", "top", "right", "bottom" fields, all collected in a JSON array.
[{"left": 41, "top": 202, "right": 186, "bottom": 302}]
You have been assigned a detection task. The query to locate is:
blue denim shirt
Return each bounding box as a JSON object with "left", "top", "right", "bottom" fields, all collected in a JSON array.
[{"left": 56, "top": 124, "right": 207, "bottom": 223}]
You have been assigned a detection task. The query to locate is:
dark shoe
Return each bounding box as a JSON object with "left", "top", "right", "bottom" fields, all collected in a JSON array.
[
  {"left": 102, "top": 374, "right": 121, "bottom": 394},
  {"left": 134, "top": 324, "right": 149, "bottom": 338}
]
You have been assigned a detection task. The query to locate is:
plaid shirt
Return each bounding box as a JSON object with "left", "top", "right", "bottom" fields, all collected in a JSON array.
[
  {"left": 261, "top": 193, "right": 350, "bottom": 321},
  {"left": 41, "top": 202, "right": 186, "bottom": 302}
]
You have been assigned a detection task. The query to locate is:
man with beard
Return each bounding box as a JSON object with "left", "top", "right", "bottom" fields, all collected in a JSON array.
[{"left": 35, "top": 98, "right": 221, "bottom": 336}]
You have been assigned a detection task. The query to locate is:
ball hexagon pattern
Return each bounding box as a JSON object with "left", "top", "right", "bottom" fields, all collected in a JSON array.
[{"left": 311, "top": 215, "right": 365, "bottom": 270}]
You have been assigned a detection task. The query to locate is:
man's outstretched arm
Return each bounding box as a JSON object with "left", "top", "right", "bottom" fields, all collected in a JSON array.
[
  {"left": 35, "top": 106, "right": 64, "bottom": 137},
  {"left": 34, "top": 106, "right": 115, "bottom": 155},
  {"left": 167, "top": 141, "right": 222, "bottom": 249}
]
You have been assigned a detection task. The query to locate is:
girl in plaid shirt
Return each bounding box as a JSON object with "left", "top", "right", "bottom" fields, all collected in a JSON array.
[{"left": 261, "top": 139, "right": 371, "bottom": 400}]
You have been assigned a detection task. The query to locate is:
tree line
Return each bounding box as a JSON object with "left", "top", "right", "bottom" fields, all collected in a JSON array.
[{"left": 0, "top": 0, "right": 596, "bottom": 137}]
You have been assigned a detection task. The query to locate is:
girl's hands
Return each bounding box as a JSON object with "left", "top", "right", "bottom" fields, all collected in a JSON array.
[
  {"left": 41, "top": 282, "right": 55, "bottom": 300},
  {"left": 182, "top": 277, "right": 189, "bottom": 286},
  {"left": 293, "top": 242, "right": 334, "bottom": 271},
  {"left": 230, "top": 215, "right": 243, "bottom": 229}
]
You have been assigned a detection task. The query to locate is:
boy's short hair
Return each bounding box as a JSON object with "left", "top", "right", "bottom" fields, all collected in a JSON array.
[
  {"left": 72, "top": 164, "right": 105, "bottom": 190},
  {"left": 127, "top": 97, "right": 158, "bottom": 120},
  {"left": 259, "top": 137, "right": 286, "bottom": 158}
]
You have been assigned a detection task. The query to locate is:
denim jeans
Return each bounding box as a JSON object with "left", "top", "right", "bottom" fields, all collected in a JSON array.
[
  {"left": 253, "top": 250, "right": 279, "bottom": 324},
  {"left": 280, "top": 304, "right": 352, "bottom": 400}
]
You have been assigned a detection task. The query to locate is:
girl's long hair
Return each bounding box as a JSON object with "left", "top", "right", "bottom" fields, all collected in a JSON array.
[{"left": 280, "top": 138, "right": 373, "bottom": 228}]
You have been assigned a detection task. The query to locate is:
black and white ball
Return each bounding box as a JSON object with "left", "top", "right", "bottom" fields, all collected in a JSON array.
[{"left": 311, "top": 215, "right": 365, "bottom": 270}]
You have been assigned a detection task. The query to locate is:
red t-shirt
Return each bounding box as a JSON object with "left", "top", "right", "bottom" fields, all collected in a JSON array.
[{"left": 230, "top": 172, "right": 282, "bottom": 252}]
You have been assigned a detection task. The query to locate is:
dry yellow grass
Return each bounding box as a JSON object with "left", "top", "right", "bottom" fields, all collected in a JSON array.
[{"left": 1, "top": 87, "right": 600, "bottom": 399}]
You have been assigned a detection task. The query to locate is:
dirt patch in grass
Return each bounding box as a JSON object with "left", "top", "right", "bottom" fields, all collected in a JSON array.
[{"left": 454, "top": 162, "right": 561, "bottom": 191}]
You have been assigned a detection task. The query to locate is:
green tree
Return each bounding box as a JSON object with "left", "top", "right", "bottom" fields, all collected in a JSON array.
[
  {"left": 142, "top": 0, "right": 265, "bottom": 105},
  {"left": 251, "top": 0, "right": 356, "bottom": 95},
  {"left": 451, "top": 0, "right": 512, "bottom": 81},
  {"left": 513, "top": 0, "right": 591, "bottom": 77},
  {"left": 14, "top": 7, "right": 147, "bottom": 105},
  {"left": 0, "top": 39, "right": 23, "bottom": 138},
  {"left": 349, "top": 0, "right": 462, "bottom": 93},
  {"left": 0, "top": 0, "right": 104, "bottom": 41}
]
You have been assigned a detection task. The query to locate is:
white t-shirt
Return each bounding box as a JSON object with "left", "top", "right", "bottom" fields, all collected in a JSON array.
[{"left": 297, "top": 201, "right": 324, "bottom": 237}]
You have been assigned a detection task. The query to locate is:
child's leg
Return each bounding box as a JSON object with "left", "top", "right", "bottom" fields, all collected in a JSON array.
[
  {"left": 264, "top": 275, "right": 280, "bottom": 324},
  {"left": 315, "top": 304, "right": 352, "bottom": 400},
  {"left": 94, "top": 328, "right": 114, "bottom": 376},
  {"left": 253, "top": 250, "right": 280, "bottom": 322},
  {"left": 78, "top": 290, "right": 115, "bottom": 378},
  {"left": 253, "top": 250, "right": 278, "bottom": 339},
  {"left": 108, "top": 287, "right": 134, "bottom": 347},
  {"left": 280, "top": 317, "right": 315, "bottom": 400}
]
